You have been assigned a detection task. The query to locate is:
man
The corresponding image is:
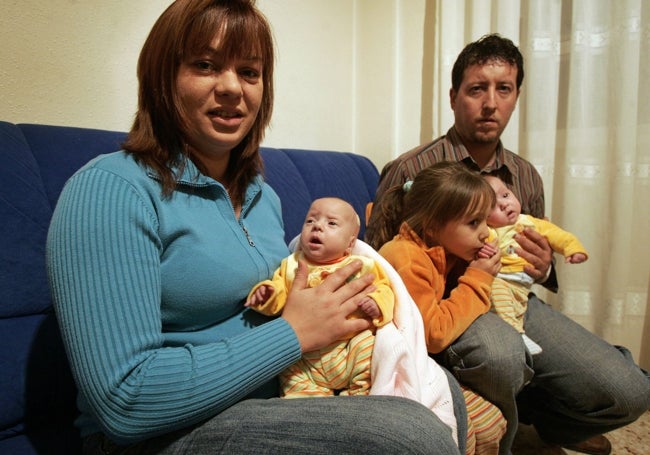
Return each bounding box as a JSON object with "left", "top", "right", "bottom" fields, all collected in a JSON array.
[{"left": 366, "top": 34, "right": 649, "bottom": 455}]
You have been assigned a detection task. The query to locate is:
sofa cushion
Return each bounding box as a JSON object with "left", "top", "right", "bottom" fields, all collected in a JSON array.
[
  {"left": 17, "top": 124, "right": 128, "bottom": 208},
  {"left": 0, "top": 122, "right": 125, "bottom": 452},
  {"left": 0, "top": 123, "right": 53, "bottom": 318},
  {"left": 0, "top": 313, "right": 78, "bottom": 442},
  {"left": 0, "top": 426, "right": 82, "bottom": 455}
]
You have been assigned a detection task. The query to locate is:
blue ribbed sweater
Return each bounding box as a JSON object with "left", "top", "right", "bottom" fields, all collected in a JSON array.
[{"left": 46, "top": 151, "right": 301, "bottom": 444}]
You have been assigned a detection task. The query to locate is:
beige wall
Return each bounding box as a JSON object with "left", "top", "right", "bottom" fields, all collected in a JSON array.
[
  {"left": 0, "top": 2, "right": 162, "bottom": 133},
  {"left": 0, "top": 0, "right": 429, "bottom": 170}
]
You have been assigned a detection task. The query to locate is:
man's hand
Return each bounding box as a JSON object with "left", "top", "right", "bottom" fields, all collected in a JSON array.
[{"left": 514, "top": 227, "right": 552, "bottom": 281}]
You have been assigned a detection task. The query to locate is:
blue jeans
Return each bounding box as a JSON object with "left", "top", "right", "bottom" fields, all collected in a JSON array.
[
  {"left": 436, "top": 295, "right": 650, "bottom": 455},
  {"left": 83, "top": 394, "right": 464, "bottom": 454}
]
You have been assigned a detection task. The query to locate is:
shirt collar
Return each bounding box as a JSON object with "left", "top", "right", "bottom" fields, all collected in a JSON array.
[
  {"left": 447, "top": 126, "right": 514, "bottom": 185},
  {"left": 145, "top": 156, "right": 265, "bottom": 207}
]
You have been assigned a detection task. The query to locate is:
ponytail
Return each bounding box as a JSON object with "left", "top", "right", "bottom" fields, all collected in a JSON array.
[{"left": 365, "top": 182, "right": 410, "bottom": 250}]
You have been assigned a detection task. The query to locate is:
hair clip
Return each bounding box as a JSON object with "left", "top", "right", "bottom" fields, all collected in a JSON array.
[{"left": 403, "top": 180, "right": 413, "bottom": 192}]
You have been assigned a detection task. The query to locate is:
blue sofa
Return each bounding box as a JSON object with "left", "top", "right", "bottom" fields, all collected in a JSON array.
[{"left": 0, "top": 121, "right": 380, "bottom": 454}]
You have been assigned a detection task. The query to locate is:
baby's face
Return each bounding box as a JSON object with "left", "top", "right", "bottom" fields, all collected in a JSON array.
[
  {"left": 299, "top": 198, "right": 359, "bottom": 263},
  {"left": 485, "top": 176, "right": 522, "bottom": 227}
]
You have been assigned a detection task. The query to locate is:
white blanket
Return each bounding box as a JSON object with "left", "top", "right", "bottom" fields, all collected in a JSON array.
[{"left": 290, "top": 237, "right": 458, "bottom": 446}]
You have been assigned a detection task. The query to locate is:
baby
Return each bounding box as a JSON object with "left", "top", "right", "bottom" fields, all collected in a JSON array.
[
  {"left": 246, "top": 197, "right": 394, "bottom": 396},
  {"left": 482, "top": 175, "right": 588, "bottom": 354}
]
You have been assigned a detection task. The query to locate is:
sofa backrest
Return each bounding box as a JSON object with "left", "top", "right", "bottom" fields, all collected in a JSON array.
[
  {"left": 261, "top": 146, "right": 379, "bottom": 243},
  {"left": 0, "top": 121, "right": 379, "bottom": 453}
]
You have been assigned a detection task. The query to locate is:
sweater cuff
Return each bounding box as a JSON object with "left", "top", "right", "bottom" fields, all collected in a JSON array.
[
  {"left": 257, "top": 317, "right": 302, "bottom": 361},
  {"left": 464, "top": 266, "right": 495, "bottom": 285}
]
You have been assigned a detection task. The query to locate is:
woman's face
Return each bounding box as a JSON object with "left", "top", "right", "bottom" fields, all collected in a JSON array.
[{"left": 176, "top": 32, "right": 264, "bottom": 162}]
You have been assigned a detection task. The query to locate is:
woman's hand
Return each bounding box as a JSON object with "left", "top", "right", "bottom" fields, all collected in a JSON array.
[
  {"left": 514, "top": 228, "right": 552, "bottom": 281},
  {"left": 281, "top": 259, "right": 374, "bottom": 353}
]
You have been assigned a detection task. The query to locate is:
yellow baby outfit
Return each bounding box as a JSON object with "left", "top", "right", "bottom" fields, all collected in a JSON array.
[
  {"left": 248, "top": 251, "right": 394, "bottom": 397},
  {"left": 488, "top": 214, "right": 588, "bottom": 334}
]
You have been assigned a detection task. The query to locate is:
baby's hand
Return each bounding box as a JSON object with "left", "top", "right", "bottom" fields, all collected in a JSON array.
[
  {"left": 566, "top": 253, "right": 587, "bottom": 264},
  {"left": 476, "top": 241, "right": 498, "bottom": 259},
  {"left": 245, "top": 284, "right": 273, "bottom": 307},
  {"left": 470, "top": 247, "right": 502, "bottom": 277},
  {"left": 357, "top": 296, "right": 381, "bottom": 320}
]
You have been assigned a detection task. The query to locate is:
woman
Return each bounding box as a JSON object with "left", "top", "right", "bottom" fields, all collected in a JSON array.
[{"left": 46, "top": 1, "right": 462, "bottom": 453}]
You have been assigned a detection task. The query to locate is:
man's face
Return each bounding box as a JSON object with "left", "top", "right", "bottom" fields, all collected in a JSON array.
[{"left": 450, "top": 60, "right": 520, "bottom": 149}]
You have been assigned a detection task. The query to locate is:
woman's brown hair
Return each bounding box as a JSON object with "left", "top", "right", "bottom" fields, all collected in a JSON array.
[
  {"left": 366, "top": 161, "right": 495, "bottom": 250},
  {"left": 123, "top": 0, "right": 274, "bottom": 204}
]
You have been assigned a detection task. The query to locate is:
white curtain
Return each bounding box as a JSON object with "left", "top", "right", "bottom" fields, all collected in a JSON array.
[{"left": 424, "top": 0, "right": 649, "bottom": 364}]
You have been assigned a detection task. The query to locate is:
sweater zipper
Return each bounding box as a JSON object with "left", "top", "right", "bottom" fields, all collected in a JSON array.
[
  {"left": 153, "top": 170, "right": 260, "bottom": 248},
  {"left": 241, "top": 224, "right": 255, "bottom": 247}
]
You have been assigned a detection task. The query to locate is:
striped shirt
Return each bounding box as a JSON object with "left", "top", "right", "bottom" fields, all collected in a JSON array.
[{"left": 374, "top": 127, "right": 546, "bottom": 219}]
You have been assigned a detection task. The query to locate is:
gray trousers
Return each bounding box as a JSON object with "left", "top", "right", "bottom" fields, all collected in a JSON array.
[
  {"left": 436, "top": 295, "right": 650, "bottom": 455},
  {"left": 83, "top": 393, "right": 465, "bottom": 454}
]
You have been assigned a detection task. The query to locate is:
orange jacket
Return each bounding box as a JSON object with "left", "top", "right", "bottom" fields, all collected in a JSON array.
[{"left": 378, "top": 223, "right": 493, "bottom": 354}]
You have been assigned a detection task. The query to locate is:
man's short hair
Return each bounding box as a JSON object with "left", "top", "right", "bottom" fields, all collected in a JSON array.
[{"left": 451, "top": 33, "right": 524, "bottom": 91}]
